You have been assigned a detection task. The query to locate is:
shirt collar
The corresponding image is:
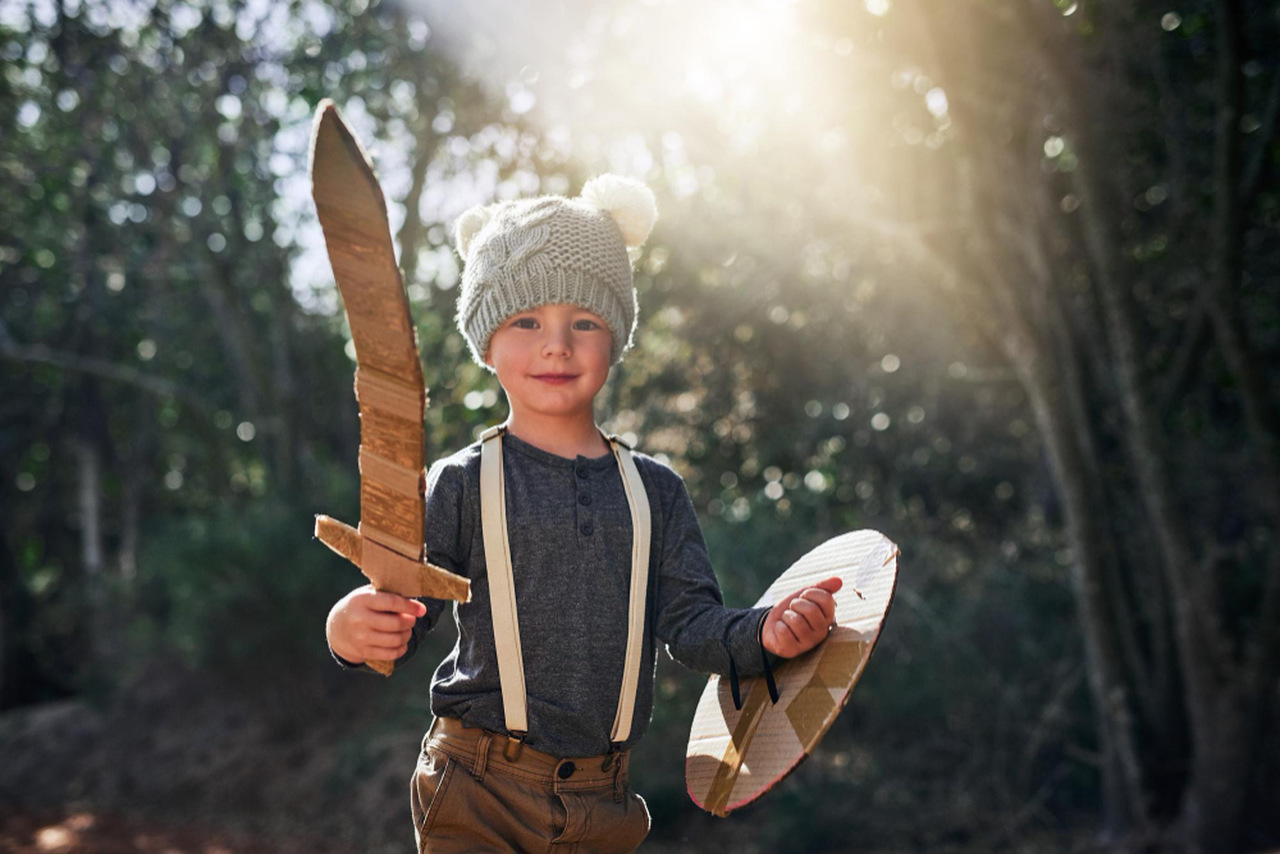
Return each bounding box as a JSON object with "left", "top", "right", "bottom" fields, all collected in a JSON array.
[{"left": 500, "top": 429, "right": 619, "bottom": 470}]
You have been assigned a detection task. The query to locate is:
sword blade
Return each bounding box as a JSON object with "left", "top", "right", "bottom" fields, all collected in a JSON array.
[{"left": 310, "top": 99, "right": 426, "bottom": 560}]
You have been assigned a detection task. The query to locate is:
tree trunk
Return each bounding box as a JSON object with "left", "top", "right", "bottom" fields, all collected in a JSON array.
[
  {"left": 1019, "top": 356, "right": 1153, "bottom": 835},
  {"left": 74, "top": 434, "right": 114, "bottom": 675},
  {"left": 397, "top": 119, "right": 439, "bottom": 293},
  {"left": 1071, "top": 119, "right": 1250, "bottom": 854},
  {"left": 1173, "top": 2, "right": 1278, "bottom": 847},
  {"left": 0, "top": 519, "right": 11, "bottom": 706},
  {"left": 268, "top": 261, "right": 298, "bottom": 493}
]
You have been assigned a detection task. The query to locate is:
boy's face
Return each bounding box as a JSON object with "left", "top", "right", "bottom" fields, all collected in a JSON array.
[{"left": 483, "top": 303, "right": 613, "bottom": 421}]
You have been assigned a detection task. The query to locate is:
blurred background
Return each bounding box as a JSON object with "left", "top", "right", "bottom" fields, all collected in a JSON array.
[{"left": 1, "top": 0, "right": 1278, "bottom": 851}]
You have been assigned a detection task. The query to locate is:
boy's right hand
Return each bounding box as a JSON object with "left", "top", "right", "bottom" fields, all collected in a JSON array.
[{"left": 326, "top": 584, "right": 427, "bottom": 665}]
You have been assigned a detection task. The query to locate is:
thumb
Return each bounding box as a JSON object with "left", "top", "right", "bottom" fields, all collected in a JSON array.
[
  {"left": 812, "top": 576, "right": 842, "bottom": 594},
  {"left": 781, "top": 576, "right": 842, "bottom": 606}
]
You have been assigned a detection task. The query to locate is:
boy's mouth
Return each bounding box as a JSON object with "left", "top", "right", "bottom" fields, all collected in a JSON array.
[{"left": 534, "top": 373, "right": 578, "bottom": 382}]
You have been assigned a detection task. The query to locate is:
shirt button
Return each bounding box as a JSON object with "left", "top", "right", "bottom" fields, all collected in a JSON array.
[
  {"left": 581, "top": 522, "right": 594, "bottom": 536},
  {"left": 578, "top": 493, "right": 592, "bottom": 506},
  {"left": 576, "top": 466, "right": 588, "bottom": 479},
  {"left": 558, "top": 761, "right": 576, "bottom": 779}
]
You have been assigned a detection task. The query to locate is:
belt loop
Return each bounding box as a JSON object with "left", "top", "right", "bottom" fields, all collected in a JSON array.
[{"left": 473, "top": 730, "right": 491, "bottom": 782}]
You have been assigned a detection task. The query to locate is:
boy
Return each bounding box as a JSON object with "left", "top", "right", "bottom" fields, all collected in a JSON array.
[{"left": 325, "top": 174, "right": 841, "bottom": 852}]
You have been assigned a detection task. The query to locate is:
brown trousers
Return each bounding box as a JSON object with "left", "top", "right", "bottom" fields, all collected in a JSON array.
[{"left": 411, "top": 716, "right": 651, "bottom": 853}]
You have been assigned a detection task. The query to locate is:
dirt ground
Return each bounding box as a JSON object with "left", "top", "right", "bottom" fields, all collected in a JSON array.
[
  {"left": 0, "top": 806, "right": 354, "bottom": 854},
  {"left": 0, "top": 657, "right": 420, "bottom": 854}
]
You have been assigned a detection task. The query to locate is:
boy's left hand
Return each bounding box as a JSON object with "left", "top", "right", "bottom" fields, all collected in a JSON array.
[{"left": 761, "top": 576, "right": 843, "bottom": 658}]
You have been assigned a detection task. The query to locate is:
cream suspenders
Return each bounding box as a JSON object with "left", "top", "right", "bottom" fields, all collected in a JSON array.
[{"left": 478, "top": 423, "right": 651, "bottom": 752}]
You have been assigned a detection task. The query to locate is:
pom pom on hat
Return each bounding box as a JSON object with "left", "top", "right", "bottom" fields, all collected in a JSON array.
[
  {"left": 453, "top": 203, "right": 496, "bottom": 264},
  {"left": 580, "top": 174, "right": 658, "bottom": 249}
]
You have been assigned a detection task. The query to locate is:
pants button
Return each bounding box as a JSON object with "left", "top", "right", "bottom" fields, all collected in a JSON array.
[{"left": 558, "top": 761, "right": 576, "bottom": 779}]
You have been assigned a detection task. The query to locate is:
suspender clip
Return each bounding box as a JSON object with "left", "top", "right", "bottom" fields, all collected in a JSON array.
[
  {"left": 610, "top": 745, "right": 627, "bottom": 802},
  {"left": 600, "top": 742, "right": 627, "bottom": 801},
  {"left": 503, "top": 730, "right": 527, "bottom": 762}
]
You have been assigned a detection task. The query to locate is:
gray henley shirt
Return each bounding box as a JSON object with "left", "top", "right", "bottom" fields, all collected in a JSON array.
[{"left": 331, "top": 429, "right": 773, "bottom": 757}]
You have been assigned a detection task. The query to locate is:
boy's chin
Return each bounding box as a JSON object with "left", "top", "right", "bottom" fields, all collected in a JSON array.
[{"left": 513, "top": 393, "right": 601, "bottom": 417}]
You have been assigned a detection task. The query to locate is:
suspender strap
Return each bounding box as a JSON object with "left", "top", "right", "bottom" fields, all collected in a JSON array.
[
  {"left": 479, "top": 424, "right": 528, "bottom": 737},
  {"left": 609, "top": 435, "right": 651, "bottom": 744},
  {"left": 478, "top": 424, "right": 651, "bottom": 748}
]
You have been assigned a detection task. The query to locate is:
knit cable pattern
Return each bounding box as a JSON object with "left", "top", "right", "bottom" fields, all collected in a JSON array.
[{"left": 455, "top": 195, "right": 638, "bottom": 371}]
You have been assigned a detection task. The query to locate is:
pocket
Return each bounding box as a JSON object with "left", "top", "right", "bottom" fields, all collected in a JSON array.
[
  {"left": 551, "top": 787, "right": 651, "bottom": 852},
  {"left": 410, "top": 746, "right": 457, "bottom": 839}
]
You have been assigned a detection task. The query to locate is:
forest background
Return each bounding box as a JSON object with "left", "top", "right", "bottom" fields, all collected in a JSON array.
[{"left": 1, "top": 0, "right": 1278, "bottom": 852}]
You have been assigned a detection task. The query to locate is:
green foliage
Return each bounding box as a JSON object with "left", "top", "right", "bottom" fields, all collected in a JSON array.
[{"left": 127, "top": 465, "right": 358, "bottom": 679}]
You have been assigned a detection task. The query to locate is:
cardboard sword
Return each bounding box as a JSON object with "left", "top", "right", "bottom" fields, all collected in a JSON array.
[{"left": 308, "top": 99, "right": 470, "bottom": 676}]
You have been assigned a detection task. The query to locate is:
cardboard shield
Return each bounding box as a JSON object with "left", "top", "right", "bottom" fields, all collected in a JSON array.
[
  {"left": 308, "top": 99, "right": 470, "bottom": 676},
  {"left": 686, "top": 529, "right": 899, "bottom": 815}
]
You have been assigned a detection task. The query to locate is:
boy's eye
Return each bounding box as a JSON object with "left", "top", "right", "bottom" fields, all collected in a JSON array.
[{"left": 509, "top": 317, "right": 600, "bottom": 330}]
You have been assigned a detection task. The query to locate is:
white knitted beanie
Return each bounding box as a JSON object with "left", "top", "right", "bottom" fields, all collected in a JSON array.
[{"left": 452, "top": 174, "right": 658, "bottom": 372}]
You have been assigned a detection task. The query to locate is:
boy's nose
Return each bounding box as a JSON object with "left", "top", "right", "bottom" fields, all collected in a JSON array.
[{"left": 542, "top": 328, "right": 572, "bottom": 356}]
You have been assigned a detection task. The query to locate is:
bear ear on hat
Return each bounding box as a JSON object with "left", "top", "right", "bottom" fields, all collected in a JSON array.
[
  {"left": 580, "top": 174, "right": 658, "bottom": 250},
  {"left": 453, "top": 203, "right": 496, "bottom": 263}
]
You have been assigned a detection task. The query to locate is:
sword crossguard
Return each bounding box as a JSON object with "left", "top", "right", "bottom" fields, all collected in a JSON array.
[{"left": 314, "top": 514, "right": 471, "bottom": 677}]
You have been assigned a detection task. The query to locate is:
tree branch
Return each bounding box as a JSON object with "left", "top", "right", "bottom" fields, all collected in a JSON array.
[
  {"left": 1158, "top": 287, "right": 1212, "bottom": 412},
  {"left": 1241, "top": 63, "right": 1280, "bottom": 208},
  {"left": 0, "top": 316, "right": 215, "bottom": 415}
]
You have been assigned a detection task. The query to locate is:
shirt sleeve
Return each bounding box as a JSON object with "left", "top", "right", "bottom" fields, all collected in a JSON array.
[
  {"left": 329, "top": 456, "right": 469, "bottom": 673},
  {"left": 652, "top": 472, "right": 774, "bottom": 677}
]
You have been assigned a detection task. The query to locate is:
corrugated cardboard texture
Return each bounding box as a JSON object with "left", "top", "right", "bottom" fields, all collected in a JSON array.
[
  {"left": 314, "top": 516, "right": 470, "bottom": 603},
  {"left": 309, "top": 100, "right": 470, "bottom": 676},
  {"left": 686, "top": 529, "right": 899, "bottom": 815}
]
